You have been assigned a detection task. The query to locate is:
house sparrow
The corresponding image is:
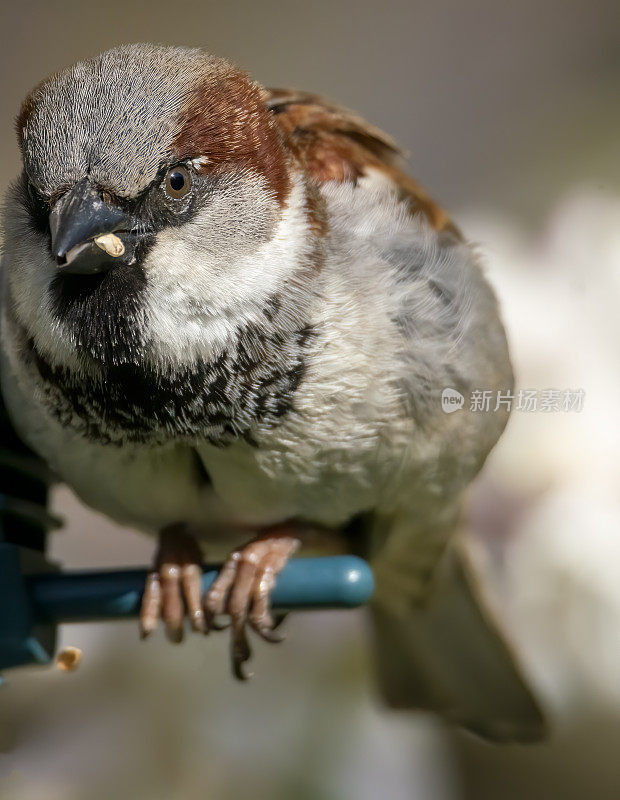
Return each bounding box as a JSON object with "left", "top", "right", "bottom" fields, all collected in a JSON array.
[{"left": 0, "top": 44, "right": 544, "bottom": 740}]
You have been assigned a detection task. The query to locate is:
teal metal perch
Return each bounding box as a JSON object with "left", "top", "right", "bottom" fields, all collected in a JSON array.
[{"left": 0, "top": 542, "right": 374, "bottom": 672}]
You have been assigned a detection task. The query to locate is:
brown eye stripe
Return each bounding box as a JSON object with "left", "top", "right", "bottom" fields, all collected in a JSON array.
[{"left": 173, "top": 68, "right": 291, "bottom": 207}]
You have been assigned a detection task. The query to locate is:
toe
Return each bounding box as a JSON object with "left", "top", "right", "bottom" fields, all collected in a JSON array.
[
  {"left": 249, "top": 568, "right": 281, "bottom": 642},
  {"left": 247, "top": 540, "right": 299, "bottom": 642},
  {"left": 182, "top": 563, "right": 206, "bottom": 633},
  {"left": 160, "top": 563, "right": 185, "bottom": 643},
  {"left": 227, "top": 559, "right": 258, "bottom": 679},
  {"left": 140, "top": 571, "right": 162, "bottom": 638},
  {"left": 204, "top": 555, "right": 238, "bottom": 631}
]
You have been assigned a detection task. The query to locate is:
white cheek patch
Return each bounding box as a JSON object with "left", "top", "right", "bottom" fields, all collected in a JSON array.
[
  {"left": 142, "top": 174, "right": 313, "bottom": 365},
  {"left": 3, "top": 172, "right": 314, "bottom": 374}
]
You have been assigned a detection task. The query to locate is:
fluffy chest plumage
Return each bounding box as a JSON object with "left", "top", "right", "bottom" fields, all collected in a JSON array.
[
  {"left": 0, "top": 326, "right": 407, "bottom": 533},
  {"left": 26, "top": 314, "right": 312, "bottom": 448},
  {"left": 1, "top": 181, "right": 508, "bottom": 536}
]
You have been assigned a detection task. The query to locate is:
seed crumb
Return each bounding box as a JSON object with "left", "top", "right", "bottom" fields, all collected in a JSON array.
[
  {"left": 94, "top": 233, "right": 125, "bottom": 257},
  {"left": 57, "top": 646, "right": 83, "bottom": 672}
]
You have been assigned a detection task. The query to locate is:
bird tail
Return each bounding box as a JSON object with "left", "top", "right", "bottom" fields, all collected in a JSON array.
[{"left": 370, "top": 543, "right": 546, "bottom": 742}]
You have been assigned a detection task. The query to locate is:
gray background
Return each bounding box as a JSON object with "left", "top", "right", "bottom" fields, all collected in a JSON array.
[
  {"left": 1, "top": 0, "right": 619, "bottom": 220},
  {"left": 1, "top": 2, "right": 620, "bottom": 799}
]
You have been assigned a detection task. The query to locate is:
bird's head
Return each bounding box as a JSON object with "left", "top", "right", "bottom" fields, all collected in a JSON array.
[{"left": 5, "top": 44, "right": 317, "bottom": 375}]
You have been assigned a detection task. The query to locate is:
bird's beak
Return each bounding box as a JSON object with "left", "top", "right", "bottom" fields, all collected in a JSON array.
[{"left": 49, "top": 177, "right": 139, "bottom": 275}]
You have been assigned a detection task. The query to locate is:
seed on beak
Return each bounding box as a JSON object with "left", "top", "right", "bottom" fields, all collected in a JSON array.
[{"left": 93, "top": 232, "right": 125, "bottom": 258}]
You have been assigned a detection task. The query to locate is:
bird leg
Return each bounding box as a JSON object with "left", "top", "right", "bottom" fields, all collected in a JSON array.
[
  {"left": 140, "top": 524, "right": 206, "bottom": 642},
  {"left": 203, "top": 529, "right": 301, "bottom": 679}
]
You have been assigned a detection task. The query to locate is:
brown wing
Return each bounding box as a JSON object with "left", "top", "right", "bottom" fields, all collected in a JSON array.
[{"left": 265, "top": 88, "right": 458, "bottom": 236}]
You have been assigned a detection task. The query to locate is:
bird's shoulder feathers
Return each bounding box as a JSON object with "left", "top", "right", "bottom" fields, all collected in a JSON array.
[{"left": 265, "top": 88, "right": 457, "bottom": 236}]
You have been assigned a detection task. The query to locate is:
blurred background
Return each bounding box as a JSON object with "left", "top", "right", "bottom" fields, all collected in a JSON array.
[{"left": 1, "top": 0, "right": 620, "bottom": 797}]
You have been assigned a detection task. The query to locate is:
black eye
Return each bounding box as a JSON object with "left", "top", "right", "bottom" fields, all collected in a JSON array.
[{"left": 164, "top": 166, "right": 192, "bottom": 199}]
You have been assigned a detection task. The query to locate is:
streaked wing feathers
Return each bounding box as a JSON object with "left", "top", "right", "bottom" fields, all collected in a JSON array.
[{"left": 265, "top": 88, "right": 458, "bottom": 235}]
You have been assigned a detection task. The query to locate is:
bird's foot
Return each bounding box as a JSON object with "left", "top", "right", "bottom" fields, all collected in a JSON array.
[
  {"left": 140, "top": 525, "right": 206, "bottom": 642},
  {"left": 204, "top": 531, "right": 301, "bottom": 679}
]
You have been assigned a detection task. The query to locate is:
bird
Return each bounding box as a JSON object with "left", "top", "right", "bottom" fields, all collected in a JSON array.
[{"left": 0, "top": 44, "right": 544, "bottom": 741}]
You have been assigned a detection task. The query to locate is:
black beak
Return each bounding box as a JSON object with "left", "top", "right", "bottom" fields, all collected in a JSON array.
[{"left": 49, "top": 177, "right": 138, "bottom": 275}]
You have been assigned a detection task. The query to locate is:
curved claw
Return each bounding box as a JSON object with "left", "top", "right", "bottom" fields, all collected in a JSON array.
[
  {"left": 141, "top": 528, "right": 301, "bottom": 678},
  {"left": 252, "top": 624, "right": 286, "bottom": 644},
  {"left": 203, "top": 534, "right": 301, "bottom": 678},
  {"left": 272, "top": 612, "right": 288, "bottom": 629},
  {"left": 249, "top": 607, "right": 289, "bottom": 643},
  {"left": 232, "top": 621, "right": 253, "bottom": 680}
]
